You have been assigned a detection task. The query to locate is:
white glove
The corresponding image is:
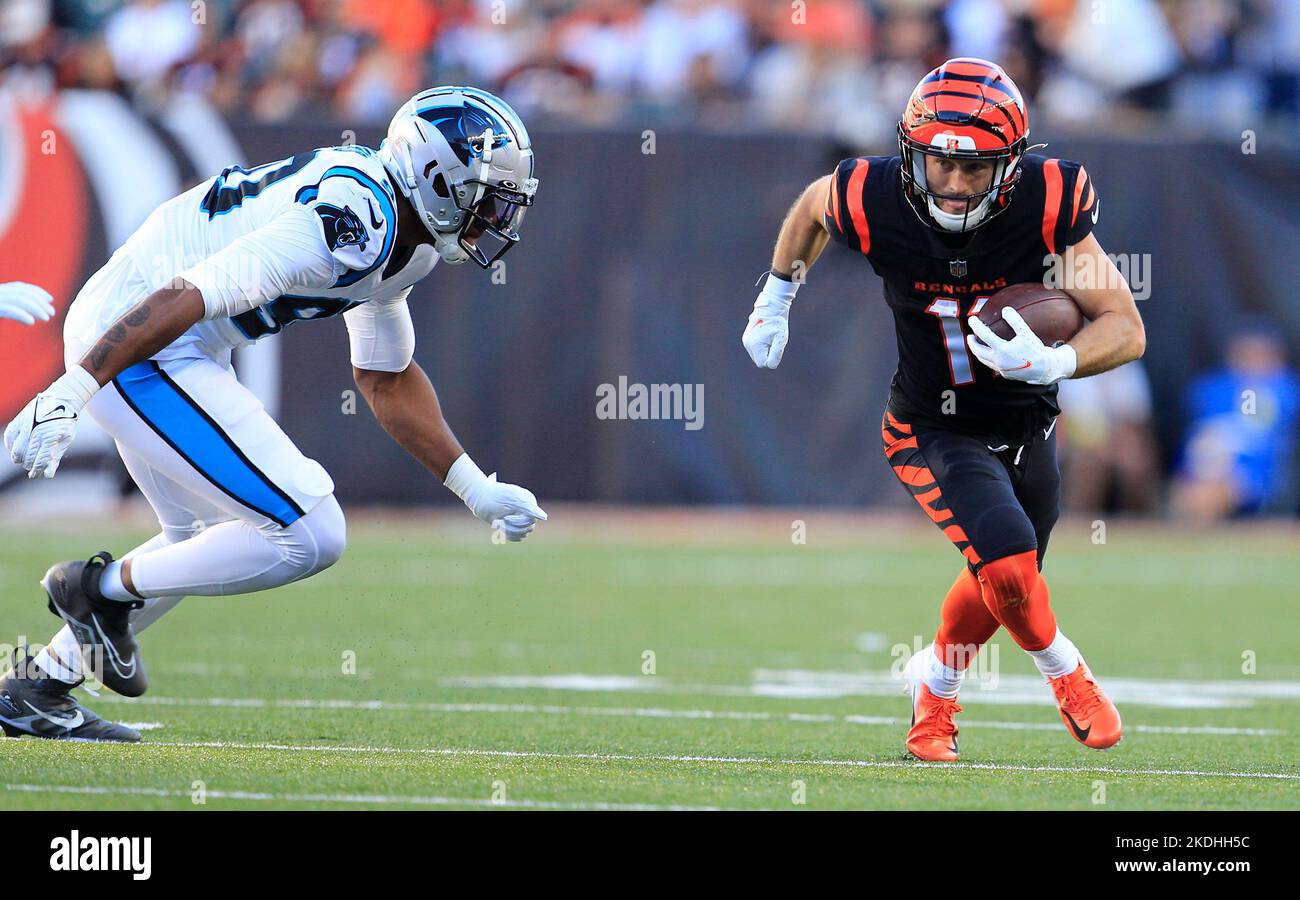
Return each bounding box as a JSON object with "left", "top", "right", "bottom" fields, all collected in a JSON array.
[
  {"left": 967, "top": 307, "right": 1077, "bottom": 386},
  {"left": 0, "top": 282, "right": 55, "bottom": 325},
  {"left": 444, "top": 452, "right": 547, "bottom": 541},
  {"left": 742, "top": 273, "right": 799, "bottom": 369},
  {"left": 4, "top": 366, "right": 100, "bottom": 479}
]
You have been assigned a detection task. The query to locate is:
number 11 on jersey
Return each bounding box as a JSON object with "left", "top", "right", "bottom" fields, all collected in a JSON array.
[{"left": 925, "top": 295, "right": 989, "bottom": 386}]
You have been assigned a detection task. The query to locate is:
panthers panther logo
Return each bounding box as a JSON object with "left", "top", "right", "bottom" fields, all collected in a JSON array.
[{"left": 314, "top": 203, "right": 369, "bottom": 252}]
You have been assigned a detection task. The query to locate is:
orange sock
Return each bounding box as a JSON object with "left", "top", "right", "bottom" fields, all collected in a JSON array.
[
  {"left": 934, "top": 567, "right": 1000, "bottom": 671},
  {"left": 976, "top": 549, "right": 1057, "bottom": 652}
]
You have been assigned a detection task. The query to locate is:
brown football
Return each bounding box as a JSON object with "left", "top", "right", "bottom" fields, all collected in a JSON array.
[{"left": 976, "top": 283, "right": 1084, "bottom": 346}]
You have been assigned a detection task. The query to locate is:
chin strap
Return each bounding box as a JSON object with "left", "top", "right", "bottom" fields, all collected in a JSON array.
[
  {"left": 921, "top": 154, "right": 1014, "bottom": 232},
  {"left": 433, "top": 232, "right": 470, "bottom": 265},
  {"left": 928, "top": 195, "right": 995, "bottom": 232}
]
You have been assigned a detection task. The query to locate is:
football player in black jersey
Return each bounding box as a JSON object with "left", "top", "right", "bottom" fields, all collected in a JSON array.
[{"left": 743, "top": 58, "right": 1145, "bottom": 761}]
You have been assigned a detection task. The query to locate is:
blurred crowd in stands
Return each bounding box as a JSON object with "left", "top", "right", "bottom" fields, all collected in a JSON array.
[
  {"left": 2, "top": 1, "right": 1297, "bottom": 521},
  {"left": 2, "top": 0, "right": 1299, "bottom": 141},
  {"left": 1059, "top": 328, "right": 1299, "bottom": 522}
]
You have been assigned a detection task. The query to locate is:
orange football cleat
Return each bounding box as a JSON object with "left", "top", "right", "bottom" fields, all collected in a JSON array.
[
  {"left": 903, "top": 652, "right": 963, "bottom": 761},
  {"left": 1048, "top": 659, "right": 1123, "bottom": 750}
]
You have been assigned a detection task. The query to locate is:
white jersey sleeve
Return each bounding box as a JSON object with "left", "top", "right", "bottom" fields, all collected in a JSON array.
[
  {"left": 344, "top": 288, "right": 415, "bottom": 373},
  {"left": 178, "top": 163, "right": 397, "bottom": 322},
  {"left": 299, "top": 169, "right": 396, "bottom": 285},
  {"left": 178, "top": 205, "right": 336, "bottom": 320}
]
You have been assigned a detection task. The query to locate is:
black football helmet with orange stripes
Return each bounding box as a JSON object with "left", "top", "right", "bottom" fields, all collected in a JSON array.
[{"left": 898, "top": 58, "right": 1032, "bottom": 234}]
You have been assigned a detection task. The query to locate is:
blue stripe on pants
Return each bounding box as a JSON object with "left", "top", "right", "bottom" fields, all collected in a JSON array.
[{"left": 113, "top": 361, "right": 304, "bottom": 528}]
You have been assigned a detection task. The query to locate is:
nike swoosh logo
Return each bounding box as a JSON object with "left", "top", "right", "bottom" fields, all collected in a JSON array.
[
  {"left": 1043, "top": 419, "right": 1058, "bottom": 440},
  {"left": 34, "top": 404, "right": 73, "bottom": 425},
  {"left": 367, "top": 198, "right": 383, "bottom": 231},
  {"left": 24, "top": 700, "right": 84, "bottom": 730},
  {"left": 1091, "top": 200, "right": 1100, "bottom": 224},
  {"left": 1063, "top": 709, "right": 1091, "bottom": 742},
  {"left": 91, "top": 613, "right": 136, "bottom": 678},
  {"left": 1006, "top": 361, "right": 1032, "bottom": 371}
]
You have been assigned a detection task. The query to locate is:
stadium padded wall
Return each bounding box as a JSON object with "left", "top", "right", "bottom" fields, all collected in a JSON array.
[{"left": 243, "top": 124, "right": 1299, "bottom": 507}]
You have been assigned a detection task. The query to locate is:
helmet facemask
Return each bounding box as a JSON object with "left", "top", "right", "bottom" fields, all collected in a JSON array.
[
  {"left": 448, "top": 129, "right": 536, "bottom": 267},
  {"left": 454, "top": 178, "right": 532, "bottom": 267},
  {"left": 895, "top": 58, "right": 1032, "bottom": 235},
  {"left": 900, "top": 134, "right": 1021, "bottom": 233},
  {"left": 378, "top": 87, "right": 537, "bottom": 268}
]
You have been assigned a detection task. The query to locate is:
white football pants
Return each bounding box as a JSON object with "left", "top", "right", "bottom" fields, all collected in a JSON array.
[{"left": 45, "top": 344, "right": 345, "bottom": 662}]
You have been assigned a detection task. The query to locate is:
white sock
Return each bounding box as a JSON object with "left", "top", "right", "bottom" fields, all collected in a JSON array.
[
  {"left": 32, "top": 627, "right": 85, "bottom": 684},
  {"left": 130, "top": 595, "right": 186, "bottom": 633},
  {"left": 1028, "top": 629, "right": 1080, "bottom": 679},
  {"left": 98, "top": 559, "right": 138, "bottom": 602},
  {"left": 922, "top": 644, "right": 965, "bottom": 699},
  {"left": 119, "top": 533, "right": 185, "bottom": 632}
]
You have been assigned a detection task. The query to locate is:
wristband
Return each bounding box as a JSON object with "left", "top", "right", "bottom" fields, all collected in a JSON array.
[
  {"left": 1052, "top": 343, "right": 1078, "bottom": 383},
  {"left": 754, "top": 272, "right": 799, "bottom": 316},
  {"left": 443, "top": 452, "right": 488, "bottom": 503},
  {"left": 51, "top": 365, "right": 101, "bottom": 413},
  {"left": 760, "top": 271, "right": 799, "bottom": 300}
]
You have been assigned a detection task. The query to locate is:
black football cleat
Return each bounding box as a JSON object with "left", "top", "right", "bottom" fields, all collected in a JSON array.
[
  {"left": 0, "top": 653, "right": 140, "bottom": 743},
  {"left": 42, "top": 551, "right": 148, "bottom": 697}
]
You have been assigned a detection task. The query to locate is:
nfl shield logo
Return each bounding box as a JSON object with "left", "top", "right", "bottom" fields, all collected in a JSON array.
[{"left": 949, "top": 259, "right": 968, "bottom": 278}]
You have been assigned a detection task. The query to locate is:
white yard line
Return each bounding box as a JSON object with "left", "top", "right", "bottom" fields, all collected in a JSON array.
[
  {"left": 93, "top": 694, "right": 1284, "bottom": 737},
  {"left": 430, "top": 670, "right": 1300, "bottom": 710},
  {"left": 108, "top": 739, "right": 1300, "bottom": 781},
  {"left": 752, "top": 669, "right": 1300, "bottom": 707},
  {"left": 0, "top": 783, "right": 720, "bottom": 811}
]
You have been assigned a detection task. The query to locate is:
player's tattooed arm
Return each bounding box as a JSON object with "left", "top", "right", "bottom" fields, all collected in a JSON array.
[
  {"left": 79, "top": 282, "right": 207, "bottom": 384},
  {"left": 771, "top": 175, "right": 832, "bottom": 280},
  {"left": 1058, "top": 233, "right": 1147, "bottom": 378},
  {"left": 353, "top": 362, "right": 465, "bottom": 481}
]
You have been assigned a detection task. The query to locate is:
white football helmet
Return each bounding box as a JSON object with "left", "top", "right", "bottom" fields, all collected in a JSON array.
[{"left": 378, "top": 86, "right": 538, "bottom": 267}]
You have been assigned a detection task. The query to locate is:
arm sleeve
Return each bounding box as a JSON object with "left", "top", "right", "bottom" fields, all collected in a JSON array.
[
  {"left": 344, "top": 288, "right": 415, "bottom": 373},
  {"left": 179, "top": 206, "right": 336, "bottom": 320},
  {"left": 822, "top": 157, "right": 872, "bottom": 255}
]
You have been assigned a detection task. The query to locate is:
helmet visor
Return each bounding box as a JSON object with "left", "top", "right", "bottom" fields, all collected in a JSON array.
[
  {"left": 474, "top": 192, "right": 528, "bottom": 235},
  {"left": 457, "top": 182, "right": 533, "bottom": 267}
]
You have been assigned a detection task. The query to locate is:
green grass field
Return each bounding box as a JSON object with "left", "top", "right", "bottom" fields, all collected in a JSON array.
[{"left": 1, "top": 510, "right": 1296, "bottom": 810}]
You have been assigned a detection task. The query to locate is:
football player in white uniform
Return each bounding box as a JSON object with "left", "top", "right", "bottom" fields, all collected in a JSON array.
[{"left": 1, "top": 87, "right": 546, "bottom": 742}]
